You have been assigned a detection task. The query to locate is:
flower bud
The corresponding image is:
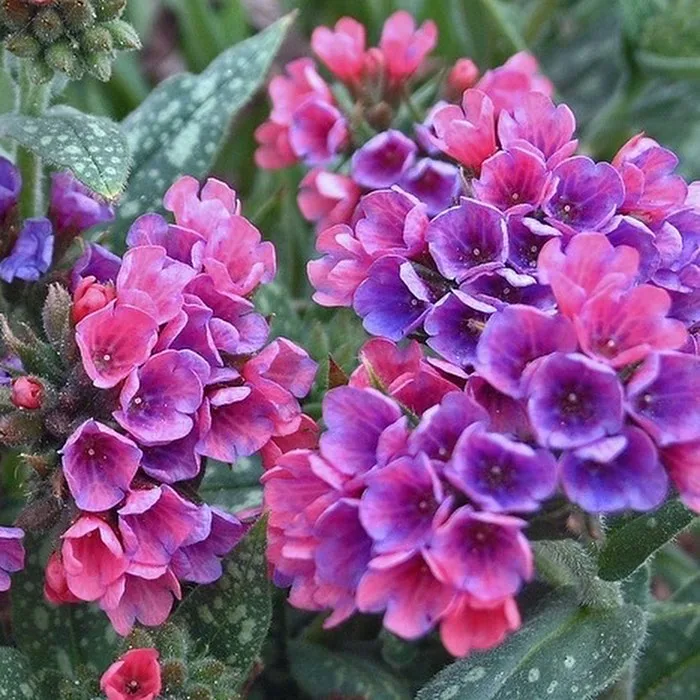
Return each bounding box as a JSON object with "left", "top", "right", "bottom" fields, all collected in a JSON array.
[
  {"left": 45, "top": 40, "right": 83, "bottom": 79},
  {"left": 72, "top": 275, "right": 116, "bottom": 323},
  {"left": 31, "top": 7, "right": 64, "bottom": 44},
  {"left": 104, "top": 18, "right": 140, "bottom": 50},
  {"left": 44, "top": 551, "right": 81, "bottom": 604},
  {"left": 5, "top": 33, "right": 41, "bottom": 58},
  {"left": 85, "top": 50, "right": 112, "bottom": 81},
  {"left": 60, "top": 0, "right": 96, "bottom": 33},
  {"left": 93, "top": 0, "right": 127, "bottom": 21},
  {"left": 160, "top": 658, "right": 187, "bottom": 690},
  {"left": 447, "top": 58, "right": 479, "bottom": 98},
  {"left": 80, "top": 23, "right": 112, "bottom": 54},
  {"left": 0, "top": 0, "right": 33, "bottom": 31},
  {"left": 12, "top": 376, "right": 43, "bottom": 409}
]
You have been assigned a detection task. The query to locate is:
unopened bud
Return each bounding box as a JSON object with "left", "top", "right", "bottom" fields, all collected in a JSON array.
[
  {"left": 44, "top": 551, "right": 81, "bottom": 604},
  {"left": 104, "top": 18, "right": 140, "bottom": 50},
  {"left": 31, "top": 7, "right": 64, "bottom": 44},
  {"left": 93, "top": 0, "right": 127, "bottom": 22},
  {"left": 12, "top": 376, "right": 43, "bottom": 409},
  {"left": 72, "top": 276, "right": 116, "bottom": 323},
  {"left": 447, "top": 58, "right": 479, "bottom": 99},
  {"left": 26, "top": 57, "right": 53, "bottom": 83},
  {"left": 45, "top": 40, "right": 83, "bottom": 79},
  {"left": 161, "top": 659, "right": 187, "bottom": 690},
  {"left": 363, "top": 47, "right": 385, "bottom": 81},
  {"left": 0, "top": 0, "right": 33, "bottom": 31},
  {"left": 80, "top": 23, "right": 112, "bottom": 54},
  {"left": 84, "top": 49, "right": 112, "bottom": 81},
  {"left": 365, "top": 101, "right": 394, "bottom": 131},
  {"left": 60, "top": 0, "right": 96, "bottom": 33},
  {"left": 5, "top": 32, "right": 41, "bottom": 58},
  {"left": 187, "top": 686, "right": 214, "bottom": 700}
]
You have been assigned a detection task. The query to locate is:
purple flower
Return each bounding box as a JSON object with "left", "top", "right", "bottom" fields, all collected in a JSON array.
[
  {"left": 626, "top": 351, "right": 700, "bottom": 446},
  {"left": 71, "top": 243, "right": 121, "bottom": 288},
  {"left": 506, "top": 217, "right": 561, "bottom": 274},
  {"left": 525, "top": 352, "right": 624, "bottom": 450},
  {"left": 158, "top": 298, "right": 221, "bottom": 368},
  {"left": 127, "top": 213, "right": 205, "bottom": 268},
  {"left": 424, "top": 291, "right": 496, "bottom": 367},
  {"left": 398, "top": 158, "right": 460, "bottom": 216},
  {"left": 461, "top": 268, "right": 554, "bottom": 310},
  {"left": 467, "top": 376, "right": 532, "bottom": 441},
  {"left": 472, "top": 148, "right": 552, "bottom": 213},
  {"left": 140, "top": 428, "right": 201, "bottom": 484},
  {"left": 171, "top": 506, "right": 245, "bottom": 584},
  {"left": 604, "top": 216, "right": 660, "bottom": 283},
  {"left": 561, "top": 428, "right": 668, "bottom": 512},
  {"left": 118, "top": 486, "right": 202, "bottom": 579},
  {"left": 62, "top": 420, "right": 141, "bottom": 512},
  {"left": 427, "top": 198, "right": 507, "bottom": 283},
  {"left": 49, "top": 171, "right": 115, "bottom": 237},
  {"left": 426, "top": 507, "right": 533, "bottom": 602},
  {"left": 474, "top": 305, "right": 577, "bottom": 398},
  {"left": 544, "top": 156, "right": 624, "bottom": 233},
  {"left": 357, "top": 551, "right": 454, "bottom": 640},
  {"left": 0, "top": 526, "right": 24, "bottom": 592},
  {"left": 114, "top": 349, "right": 210, "bottom": 445},
  {"left": 289, "top": 98, "right": 349, "bottom": 165},
  {"left": 352, "top": 130, "right": 417, "bottom": 188},
  {"left": 0, "top": 218, "right": 54, "bottom": 282},
  {"left": 319, "top": 386, "right": 402, "bottom": 475},
  {"left": 0, "top": 157, "right": 21, "bottom": 222},
  {"left": 359, "top": 453, "right": 448, "bottom": 553},
  {"left": 354, "top": 256, "right": 434, "bottom": 340},
  {"left": 447, "top": 423, "right": 557, "bottom": 512}
]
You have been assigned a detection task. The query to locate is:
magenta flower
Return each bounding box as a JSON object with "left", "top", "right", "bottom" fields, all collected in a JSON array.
[
  {"left": 268, "top": 58, "right": 333, "bottom": 124},
  {"left": 359, "top": 453, "right": 449, "bottom": 553},
  {"left": 357, "top": 551, "right": 454, "bottom": 639},
  {"left": 61, "top": 420, "right": 141, "bottom": 512},
  {"left": 506, "top": 217, "right": 561, "bottom": 274},
  {"left": 71, "top": 242, "right": 121, "bottom": 288},
  {"left": 254, "top": 120, "right": 297, "bottom": 169},
  {"left": 0, "top": 526, "right": 24, "bottom": 592},
  {"left": 427, "top": 507, "right": 533, "bottom": 602},
  {"left": 474, "top": 305, "right": 577, "bottom": 398},
  {"left": 62, "top": 515, "right": 127, "bottom": 602},
  {"left": 431, "top": 90, "right": 497, "bottom": 173},
  {"left": 473, "top": 147, "right": 552, "bottom": 213},
  {"left": 543, "top": 156, "right": 624, "bottom": 233},
  {"left": 604, "top": 216, "right": 661, "bottom": 283},
  {"left": 114, "top": 350, "right": 209, "bottom": 445},
  {"left": 461, "top": 268, "right": 554, "bottom": 310},
  {"left": 308, "top": 224, "right": 373, "bottom": 307},
  {"left": 140, "top": 429, "right": 201, "bottom": 484},
  {"left": 118, "top": 486, "right": 202, "bottom": 579},
  {"left": 351, "top": 131, "right": 418, "bottom": 189},
  {"left": 526, "top": 352, "right": 624, "bottom": 450},
  {"left": 49, "top": 171, "right": 115, "bottom": 238},
  {"left": 75, "top": 301, "right": 159, "bottom": 389},
  {"left": 100, "top": 648, "right": 162, "bottom": 700},
  {"left": 379, "top": 11, "right": 437, "bottom": 84},
  {"left": 561, "top": 428, "right": 668, "bottom": 513},
  {"left": 157, "top": 298, "right": 221, "bottom": 368},
  {"left": 427, "top": 198, "right": 507, "bottom": 283},
  {"left": 355, "top": 188, "right": 429, "bottom": 259},
  {"left": 312, "top": 17, "right": 366, "bottom": 84},
  {"left": 399, "top": 158, "right": 460, "bottom": 216},
  {"left": 448, "top": 424, "right": 557, "bottom": 511},
  {"left": 289, "top": 99, "right": 349, "bottom": 165},
  {"left": 298, "top": 169, "right": 361, "bottom": 231},
  {"left": 626, "top": 351, "right": 700, "bottom": 446},
  {"left": 0, "top": 218, "right": 54, "bottom": 283},
  {"left": 126, "top": 213, "right": 205, "bottom": 269},
  {"left": 467, "top": 376, "right": 532, "bottom": 440},
  {"left": 497, "top": 92, "right": 577, "bottom": 164}
]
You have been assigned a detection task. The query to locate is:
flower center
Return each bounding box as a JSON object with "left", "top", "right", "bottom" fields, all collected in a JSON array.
[{"left": 125, "top": 680, "right": 141, "bottom": 695}]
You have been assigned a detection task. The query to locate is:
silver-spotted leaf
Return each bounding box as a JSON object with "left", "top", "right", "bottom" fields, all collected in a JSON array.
[
  {"left": 115, "top": 14, "right": 294, "bottom": 237},
  {"left": 0, "top": 108, "right": 130, "bottom": 199},
  {"left": 0, "top": 647, "right": 37, "bottom": 699},
  {"left": 289, "top": 641, "right": 411, "bottom": 700},
  {"left": 416, "top": 590, "right": 646, "bottom": 700}
]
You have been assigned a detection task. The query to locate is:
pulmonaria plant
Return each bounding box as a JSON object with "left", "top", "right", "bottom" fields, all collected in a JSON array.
[{"left": 0, "top": 175, "right": 316, "bottom": 636}]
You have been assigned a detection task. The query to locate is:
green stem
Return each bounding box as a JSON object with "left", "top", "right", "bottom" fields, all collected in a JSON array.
[{"left": 16, "top": 63, "right": 50, "bottom": 220}]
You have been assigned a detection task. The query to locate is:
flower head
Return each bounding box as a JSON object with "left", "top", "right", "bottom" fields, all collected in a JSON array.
[{"left": 100, "top": 648, "right": 162, "bottom": 700}]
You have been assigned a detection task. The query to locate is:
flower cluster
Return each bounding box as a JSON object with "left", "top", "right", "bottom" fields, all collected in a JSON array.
[
  {"left": 264, "top": 339, "right": 529, "bottom": 657},
  {"left": 3, "top": 175, "right": 316, "bottom": 634}
]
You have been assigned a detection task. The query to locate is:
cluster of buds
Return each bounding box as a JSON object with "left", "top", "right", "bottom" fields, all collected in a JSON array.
[{"left": 0, "top": 0, "right": 140, "bottom": 82}]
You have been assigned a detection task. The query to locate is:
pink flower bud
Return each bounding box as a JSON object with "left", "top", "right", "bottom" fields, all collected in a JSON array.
[
  {"left": 72, "top": 275, "right": 116, "bottom": 323},
  {"left": 100, "top": 648, "right": 162, "bottom": 700},
  {"left": 43, "top": 552, "right": 80, "bottom": 605},
  {"left": 447, "top": 58, "right": 479, "bottom": 97},
  {"left": 11, "top": 377, "right": 43, "bottom": 410}
]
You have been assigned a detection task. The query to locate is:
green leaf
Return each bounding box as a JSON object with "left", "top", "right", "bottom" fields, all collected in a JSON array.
[
  {"left": 114, "top": 14, "right": 295, "bottom": 238},
  {"left": 635, "top": 602, "right": 700, "bottom": 699},
  {"left": 173, "top": 517, "right": 272, "bottom": 691},
  {"left": 634, "top": 51, "right": 700, "bottom": 80},
  {"left": 672, "top": 572, "right": 700, "bottom": 604},
  {"left": 0, "top": 107, "right": 130, "bottom": 199},
  {"left": 288, "top": 641, "right": 411, "bottom": 700},
  {"left": 0, "top": 647, "right": 37, "bottom": 699},
  {"left": 199, "top": 457, "right": 263, "bottom": 513},
  {"left": 621, "top": 563, "right": 651, "bottom": 607},
  {"left": 416, "top": 590, "right": 646, "bottom": 700},
  {"left": 11, "top": 536, "right": 119, "bottom": 677},
  {"left": 598, "top": 499, "right": 697, "bottom": 581}
]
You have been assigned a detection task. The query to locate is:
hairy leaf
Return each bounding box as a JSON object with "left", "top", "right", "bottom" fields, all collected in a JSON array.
[{"left": 0, "top": 647, "right": 37, "bottom": 699}]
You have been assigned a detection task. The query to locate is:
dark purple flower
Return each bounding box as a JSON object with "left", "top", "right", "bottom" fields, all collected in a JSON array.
[
  {"left": 525, "top": 352, "right": 624, "bottom": 450},
  {"left": 467, "top": 376, "right": 532, "bottom": 440},
  {"left": 127, "top": 213, "right": 205, "bottom": 268},
  {"left": 604, "top": 216, "right": 660, "bottom": 283},
  {"left": 398, "top": 158, "right": 460, "bottom": 216},
  {"left": 474, "top": 305, "right": 577, "bottom": 398},
  {"left": 359, "top": 453, "right": 448, "bottom": 553},
  {"left": 71, "top": 243, "right": 121, "bottom": 288},
  {"left": 0, "top": 526, "right": 24, "bottom": 592},
  {"left": 352, "top": 130, "right": 417, "bottom": 188},
  {"left": 424, "top": 291, "right": 496, "bottom": 367},
  {"left": 0, "top": 218, "right": 54, "bottom": 282},
  {"left": 506, "top": 216, "right": 561, "bottom": 274},
  {"left": 114, "top": 350, "right": 210, "bottom": 445},
  {"left": 62, "top": 420, "right": 141, "bottom": 512},
  {"left": 0, "top": 157, "right": 21, "bottom": 222},
  {"left": 289, "top": 98, "right": 349, "bottom": 165},
  {"left": 626, "top": 351, "right": 700, "bottom": 446},
  {"left": 140, "top": 428, "right": 201, "bottom": 484},
  {"left": 426, "top": 507, "right": 533, "bottom": 602},
  {"left": 461, "top": 268, "right": 555, "bottom": 310},
  {"left": 427, "top": 198, "right": 507, "bottom": 283},
  {"left": 543, "top": 156, "right": 624, "bottom": 233},
  {"left": 49, "top": 171, "right": 115, "bottom": 237},
  {"left": 447, "top": 423, "right": 557, "bottom": 512},
  {"left": 158, "top": 298, "right": 221, "bottom": 368},
  {"left": 472, "top": 148, "right": 552, "bottom": 213},
  {"left": 561, "top": 427, "right": 668, "bottom": 512}
]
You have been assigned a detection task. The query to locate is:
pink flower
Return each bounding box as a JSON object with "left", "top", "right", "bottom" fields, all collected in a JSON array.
[
  {"left": 261, "top": 414, "right": 320, "bottom": 470},
  {"left": 312, "top": 17, "right": 367, "bottom": 85},
  {"left": 254, "top": 121, "right": 298, "bottom": 169},
  {"left": 661, "top": 442, "right": 700, "bottom": 513},
  {"left": 61, "top": 516, "right": 127, "bottom": 602},
  {"left": 75, "top": 301, "right": 159, "bottom": 389},
  {"left": 100, "top": 648, "right": 162, "bottom": 700},
  {"left": 11, "top": 376, "right": 43, "bottom": 409},
  {"left": 297, "top": 169, "right": 361, "bottom": 232},
  {"left": 269, "top": 58, "right": 333, "bottom": 124},
  {"left": 43, "top": 552, "right": 80, "bottom": 605},
  {"left": 432, "top": 90, "right": 497, "bottom": 173},
  {"left": 0, "top": 526, "right": 24, "bottom": 592},
  {"left": 72, "top": 275, "right": 116, "bottom": 323},
  {"left": 379, "top": 11, "right": 437, "bottom": 85},
  {"left": 289, "top": 99, "right": 349, "bottom": 165}
]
